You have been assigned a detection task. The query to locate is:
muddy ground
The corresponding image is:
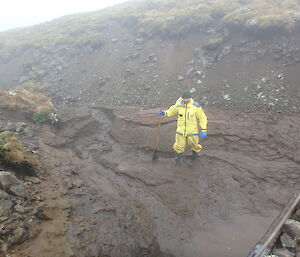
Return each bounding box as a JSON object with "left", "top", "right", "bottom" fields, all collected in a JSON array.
[{"left": 6, "top": 103, "right": 298, "bottom": 257}]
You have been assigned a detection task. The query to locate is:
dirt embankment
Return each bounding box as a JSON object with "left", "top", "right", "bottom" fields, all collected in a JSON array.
[{"left": 2, "top": 103, "right": 297, "bottom": 257}]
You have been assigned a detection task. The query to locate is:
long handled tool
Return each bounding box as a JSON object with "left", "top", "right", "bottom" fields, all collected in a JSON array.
[{"left": 152, "top": 115, "right": 162, "bottom": 161}]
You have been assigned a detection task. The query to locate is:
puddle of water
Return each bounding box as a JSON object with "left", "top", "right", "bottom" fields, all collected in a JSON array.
[{"left": 181, "top": 213, "right": 278, "bottom": 257}]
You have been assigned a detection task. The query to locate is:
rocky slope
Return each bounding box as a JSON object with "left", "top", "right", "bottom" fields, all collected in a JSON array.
[{"left": 1, "top": 20, "right": 300, "bottom": 113}]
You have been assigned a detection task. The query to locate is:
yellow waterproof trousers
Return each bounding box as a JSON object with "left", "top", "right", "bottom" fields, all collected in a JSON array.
[{"left": 173, "top": 134, "right": 202, "bottom": 154}]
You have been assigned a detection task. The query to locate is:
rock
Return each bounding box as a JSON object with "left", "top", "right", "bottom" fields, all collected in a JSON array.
[
  {"left": 282, "top": 219, "right": 300, "bottom": 240},
  {"left": 257, "top": 92, "right": 264, "bottom": 99},
  {"left": 261, "top": 77, "right": 267, "bottom": 83},
  {"left": 8, "top": 227, "right": 28, "bottom": 245},
  {"left": 278, "top": 73, "right": 284, "bottom": 80},
  {"left": 14, "top": 204, "right": 30, "bottom": 214},
  {"left": 177, "top": 75, "right": 184, "bottom": 81},
  {"left": 272, "top": 248, "right": 294, "bottom": 257},
  {"left": 0, "top": 199, "right": 14, "bottom": 217},
  {"left": 280, "top": 233, "right": 296, "bottom": 249},
  {"left": 187, "top": 67, "right": 194, "bottom": 76},
  {"left": 34, "top": 206, "right": 54, "bottom": 220},
  {"left": 98, "top": 77, "right": 107, "bottom": 86},
  {"left": 8, "top": 184, "right": 28, "bottom": 199},
  {"left": 0, "top": 171, "right": 21, "bottom": 193},
  {"left": 24, "top": 177, "right": 40, "bottom": 184},
  {"left": 223, "top": 94, "right": 231, "bottom": 101},
  {"left": 291, "top": 209, "right": 300, "bottom": 222},
  {"left": 0, "top": 189, "right": 11, "bottom": 199}
]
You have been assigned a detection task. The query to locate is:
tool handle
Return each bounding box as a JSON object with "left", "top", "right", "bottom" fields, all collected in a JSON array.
[{"left": 154, "top": 115, "right": 162, "bottom": 149}]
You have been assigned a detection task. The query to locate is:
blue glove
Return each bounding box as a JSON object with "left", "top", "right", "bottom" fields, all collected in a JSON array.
[
  {"left": 157, "top": 110, "right": 165, "bottom": 116},
  {"left": 200, "top": 131, "right": 207, "bottom": 140}
]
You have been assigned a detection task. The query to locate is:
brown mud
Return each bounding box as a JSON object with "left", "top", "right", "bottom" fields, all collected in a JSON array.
[{"left": 8, "top": 104, "right": 299, "bottom": 257}]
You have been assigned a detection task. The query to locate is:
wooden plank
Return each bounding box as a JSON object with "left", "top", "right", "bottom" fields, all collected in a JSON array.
[{"left": 248, "top": 193, "right": 300, "bottom": 257}]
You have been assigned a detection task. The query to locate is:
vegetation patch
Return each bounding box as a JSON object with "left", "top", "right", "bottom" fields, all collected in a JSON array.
[
  {"left": 0, "top": 131, "right": 39, "bottom": 175},
  {"left": 0, "top": 87, "right": 54, "bottom": 114},
  {"left": 0, "top": 86, "right": 59, "bottom": 125},
  {"left": 32, "top": 112, "right": 48, "bottom": 124},
  {"left": 32, "top": 110, "right": 59, "bottom": 124},
  {"left": 0, "top": 0, "right": 299, "bottom": 58}
]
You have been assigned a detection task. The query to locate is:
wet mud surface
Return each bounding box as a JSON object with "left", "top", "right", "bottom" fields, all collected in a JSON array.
[
  {"left": 28, "top": 105, "right": 297, "bottom": 257},
  {"left": 8, "top": 104, "right": 299, "bottom": 257}
]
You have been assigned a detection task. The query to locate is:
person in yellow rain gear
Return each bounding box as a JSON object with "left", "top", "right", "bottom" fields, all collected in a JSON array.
[{"left": 157, "top": 90, "right": 208, "bottom": 165}]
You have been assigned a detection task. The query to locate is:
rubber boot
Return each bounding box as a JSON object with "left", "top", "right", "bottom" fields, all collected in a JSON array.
[
  {"left": 175, "top": 153, "right": 182, "bottom": 166},
  {"left": 192, "top": 151, "right": 198, "bottom": 162}
]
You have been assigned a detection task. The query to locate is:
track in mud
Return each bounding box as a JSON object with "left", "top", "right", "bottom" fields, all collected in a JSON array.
[{"left": 58, "top": 106, "right": 299, "bottom": 257}]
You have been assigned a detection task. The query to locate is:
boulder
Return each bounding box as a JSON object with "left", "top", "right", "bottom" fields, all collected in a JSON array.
[
  {"left": 9, "top": 184, "right": 28, "bottom": 198},
  {"left": 280, "top": 233, "right": 296, "bottom": 249},
  {"left": 0, "top": 189, "right": 11, "bottom": 199},
  {"left": 0, "top": 171, "right": 19, "bottom": 192},
  {"left": 0, "top": 171, "right": 28, "bottom": 198},
  {"left": 0, "top": 199, "right": 14, "bottom": 217},
  {"left": 282, "top": 219, "right": 300, "bottom": 240}
]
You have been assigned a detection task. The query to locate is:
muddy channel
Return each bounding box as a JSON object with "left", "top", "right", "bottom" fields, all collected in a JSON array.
[{"left": 28, "top": 105, "right": 300, "bottom": 257}]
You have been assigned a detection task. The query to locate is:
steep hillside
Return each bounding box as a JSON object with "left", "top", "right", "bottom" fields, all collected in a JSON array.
[{"left": 0, "top": 0, "right": 299, "bottom": 113}]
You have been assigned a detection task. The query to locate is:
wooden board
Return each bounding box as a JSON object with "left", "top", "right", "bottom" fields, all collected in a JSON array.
[{"left": 248, "top": 193, "right": 300, "bottom": 257}]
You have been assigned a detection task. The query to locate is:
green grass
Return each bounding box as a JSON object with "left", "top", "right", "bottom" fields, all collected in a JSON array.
[
  {"left": 0, "top": 0, "right": 299, "bottom": 59},
  {"left": 32, "top": 112, "right": 47, "bottom": 123},
  {"left": 32, "top": 110, "right": 59, "bottom": 124}
]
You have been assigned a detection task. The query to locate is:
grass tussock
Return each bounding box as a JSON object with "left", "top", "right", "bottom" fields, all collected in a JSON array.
[
  {"left": 0, "top": 131, "right": 39, "bottom": 174},
  {"left": 0, "top": 87, "right": 54, "bottom": 113},
  {"left": 0, "top": 0, "right": 299, "bottom": 59}
]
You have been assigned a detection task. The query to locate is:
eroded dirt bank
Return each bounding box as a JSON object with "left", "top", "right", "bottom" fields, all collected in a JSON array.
[{"left": 8, "top": 104, "right": 299, "bottom": 257}]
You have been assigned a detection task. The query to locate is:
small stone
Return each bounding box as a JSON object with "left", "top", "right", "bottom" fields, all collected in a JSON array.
[
  {"left": 257, "top": 92, "right": 264, "bottom": 99},
  {"left": 178, "top": 75, "right": 184, "bottom": 81},
  {"left": 223, "top": 94, "right": 231, "bottom": 101},
  {"left": 278, "top": 73, "right": 284, "bottom": 79}
]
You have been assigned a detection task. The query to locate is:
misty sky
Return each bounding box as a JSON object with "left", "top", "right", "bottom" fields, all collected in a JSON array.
[{"left": 0, "top": 0, "right": 129, "bottom": 32}]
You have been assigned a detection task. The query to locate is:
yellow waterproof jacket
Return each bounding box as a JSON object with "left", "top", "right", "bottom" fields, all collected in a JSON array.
[{"left": 165, "top": 98, "right": 207, "bottom": 136}]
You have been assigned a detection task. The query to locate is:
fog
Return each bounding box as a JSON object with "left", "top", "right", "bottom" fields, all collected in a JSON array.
[{"left": 0, "top": 0, "right": 129, "bottom": 32}]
